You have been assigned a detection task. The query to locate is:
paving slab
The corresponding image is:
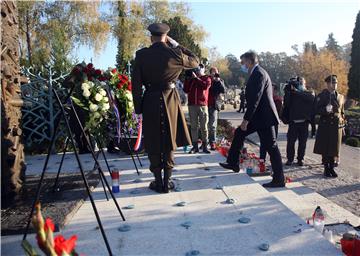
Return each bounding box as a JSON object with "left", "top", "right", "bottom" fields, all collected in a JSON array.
[{"left": 2, "top": 150, "right": 341, "bottom": 255}]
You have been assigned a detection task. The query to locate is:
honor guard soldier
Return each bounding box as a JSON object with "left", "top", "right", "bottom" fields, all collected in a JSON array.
[
  {"left": 131, "top": 23, "right": 199, "bottom": 193},
  {"left": 314, "top": 75, "right": 346, "bottom": 178}
]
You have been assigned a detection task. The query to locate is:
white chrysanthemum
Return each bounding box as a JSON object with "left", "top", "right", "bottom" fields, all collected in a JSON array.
[
  {"left": 100, "top": 89, "right": 107, "bottom": 96},
  {"left": 93, "top": 112, "right": 101, "bottom": 119},
  {"left": 89, "top": 103, "right": 98, "bottom": 112},
  {"left": 81, "top": 82, "right": 89, "bottom": 91},
  {"left": 88, "top": 81, "right": 94, "bottom": 88},
  {"left": 102, "top": 103, "right": 110, "bottom": 111},
  {"left": 95, "top": 93, "right": 103, "bottom": 102},
  {"left": 103, "top": 97, "right": 109, "bottom": 102},
  {"left": 83, "top": 89, "right": 91, "bottom": 98}
]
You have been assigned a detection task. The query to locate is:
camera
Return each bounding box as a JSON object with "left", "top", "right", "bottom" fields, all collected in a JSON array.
[
  {"left": 185, "top": 69, "right": 196, "bottom": 79},
  {"left": 214, "top": 73, "right": 220, "bottom": 78},
  {"left": 284, "top": 77, "right": 300, "bottom": 91}
]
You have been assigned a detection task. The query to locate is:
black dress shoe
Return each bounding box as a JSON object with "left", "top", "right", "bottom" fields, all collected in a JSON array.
[
  {"left": 329, "top": 168, "right": 338, "bottom": 178},
  {"left": 297, "top": 160, "right": 304, "bottom": 166},
  {"left": 285, "top": 161, "right": 293, "bottom": 166},
  {"left": 262, "top": 181, "right": 285, "bottom": 188},
  {"left": 219, "top": 162, "right": 240, "bottom": 173}
]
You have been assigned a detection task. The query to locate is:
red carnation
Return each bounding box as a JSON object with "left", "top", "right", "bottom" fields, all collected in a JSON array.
[
  {"left": 111, "top": 68, "right": 117, "bottom": 74},
  {"left": 95, "top": 69, "right": 102, "bottom": 76},
  {"left": 117, "top": 82, "right": 123, "bottom": 89},
  {"left": 87, "top": 63, "right": 94, "bottom": 70},
  {"left": 127, "top": 81, "right": 132, "bottom": 91},
  {"left": 123, "top": 75, "right": 129, "bottom": 81},
  {"left": 118, "top": 74, "right": 122, "bottom": 80},
  {"left": 54, "top": 235, "right": 77, "bottom": 256},
  {"left": 44, "top": 218, "right": 55, "bottom": 232}
]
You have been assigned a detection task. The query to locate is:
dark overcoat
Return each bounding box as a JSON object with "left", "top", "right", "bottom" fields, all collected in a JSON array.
[
  {"left": 131, "top": 42, "right": 199, "bottom": 154},
  {"left": 313, "top": 89, "right": 345, "bottom": 157}
]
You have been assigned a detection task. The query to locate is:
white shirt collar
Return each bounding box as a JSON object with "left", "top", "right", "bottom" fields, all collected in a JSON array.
[{"left": 250, "top": 64, "right": 259, "bottom": 75}]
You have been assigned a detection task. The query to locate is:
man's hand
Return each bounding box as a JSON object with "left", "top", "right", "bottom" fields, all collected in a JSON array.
[
  {"left": 166, "top": 36, "right": 179, "bottom": 48},
  {"left": 240, "top": 119, "right": 249, "bottom": 131},
  {"left": 192, "top": 72, "right": 197, "bottom": 78}
]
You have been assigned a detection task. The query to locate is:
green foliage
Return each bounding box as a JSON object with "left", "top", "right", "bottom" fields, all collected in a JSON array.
[
  {"left": 345, "top": 137, "right": 360, "bottom": 147},
  {"left": 164, "top": 16, "right": 202, "bottom": 59},
  {"left": 348, "top": 11, "right": 360, "bottom": 101},
  {"left": 325, "top": 33, "right": 343, "bottom": 58}
]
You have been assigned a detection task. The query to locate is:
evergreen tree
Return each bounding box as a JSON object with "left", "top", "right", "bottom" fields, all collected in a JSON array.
[
  {"left": 115, "top": 0, "right": 127, "bottom": 71},
  {"left": 348, "top": 11, "right": 360, "bottom": 101},
  {"left": 163, "top": 16, "right": 202, "bottom": 59},
  {"left": 325, "top": 33, "right": 342, "bottom": 58}
]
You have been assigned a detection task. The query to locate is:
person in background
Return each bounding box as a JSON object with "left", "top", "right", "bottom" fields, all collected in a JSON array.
[
  {"left": 184, "top": 64, "right": 212, "bottom": 154},
  {"left": 208, "top": 67, "right": 226, "bottom": 150},
  {"left": 283, "top": 77, "right": 315, "bottom": 166},
  {"left": 237, "top": 90, "right": 246, "bottom": 113},
  {"left": 314, "top": 75, "right": 345, "bottom": 178}
]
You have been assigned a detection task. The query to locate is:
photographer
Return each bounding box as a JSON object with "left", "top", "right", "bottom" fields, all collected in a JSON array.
[
  {"left": 208, "top": 67, "right": 226, "bottom": 150},
  {"left": 184, "top": 64, "right": 212, "bottom": 153},
  {"left": 282, "top": 77, "right": 315, "bottom": 166}
]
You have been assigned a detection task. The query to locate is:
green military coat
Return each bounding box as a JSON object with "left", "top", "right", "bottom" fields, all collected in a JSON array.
[
  {"left": 314, "top": 89, "right": 346, "bottom": 157},
  {"left": 131, "top": 42, "right": 199, "bottom": 154}
]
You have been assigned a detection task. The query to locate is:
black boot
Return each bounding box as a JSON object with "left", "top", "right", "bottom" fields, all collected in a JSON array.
[
  {"left": 163, "top": 168, "right": 172, "bottom": 193},
  {"left": 149, "top": 169, "right": 163, "bottom": 193},
  {"left": 328, "top": 162, "right": 338, "bottom": 178},
  {"left": 202, "top": 142, "right": 211, "bottom": 154},
  {"left": 189, "top": 142, "right": 199, "bottom": 154},
  {"left": 323, "top": 164, "right": 332, "bottom": 178}
]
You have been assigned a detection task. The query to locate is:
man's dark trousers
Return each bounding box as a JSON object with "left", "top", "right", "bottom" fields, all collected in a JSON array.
[
  {"left": 286, "top": 122, "right": 309, "bottom": 162},
  {"left": 227, "top": 124, "right": 284, "bottom": 182}
]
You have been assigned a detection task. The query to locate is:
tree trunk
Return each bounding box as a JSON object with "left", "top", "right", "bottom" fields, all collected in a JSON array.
[
  {"left": 25, "top": 9, "right": 32, "bottom": 65},
  {"left": 1, "top": 0, "right": 26, "bottom": 207}
]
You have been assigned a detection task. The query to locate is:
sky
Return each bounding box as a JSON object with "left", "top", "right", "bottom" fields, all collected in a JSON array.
[{"left": 75, "top": 1, "right": 360, "bottom": 69}]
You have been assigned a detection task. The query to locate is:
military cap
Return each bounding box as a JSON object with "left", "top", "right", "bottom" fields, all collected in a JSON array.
[
  {"left": 147, "top": 23, "right": 170, "bottom": 36},
  {"left": 325, "top": 75, "right": 338, "bottom": 83}
]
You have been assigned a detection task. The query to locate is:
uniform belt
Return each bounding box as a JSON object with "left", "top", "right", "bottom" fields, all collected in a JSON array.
[{"left": 145, "top": 82, "right": 176, "bottom": 92}]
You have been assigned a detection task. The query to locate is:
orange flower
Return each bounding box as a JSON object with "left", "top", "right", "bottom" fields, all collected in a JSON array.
[{"left": 54, "top": 235, "right": 77, "bottom": 256}]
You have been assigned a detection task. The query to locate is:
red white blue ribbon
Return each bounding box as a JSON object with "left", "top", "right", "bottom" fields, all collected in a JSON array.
[{"left": 133, "top": 117, "right": 142, "bottom": 151}]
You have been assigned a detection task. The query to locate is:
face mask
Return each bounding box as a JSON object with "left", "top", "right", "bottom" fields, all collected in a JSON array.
[
  {"left": 297, "top": 84, "right": 304, "bottom": 91},
  {"left": 240, "top": 64, "right": 248, "bottom": 73}
]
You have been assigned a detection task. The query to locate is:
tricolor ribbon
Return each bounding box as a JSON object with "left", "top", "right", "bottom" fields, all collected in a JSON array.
[{"left": 133, "top": 116, "right": 142, "bottom": 151}]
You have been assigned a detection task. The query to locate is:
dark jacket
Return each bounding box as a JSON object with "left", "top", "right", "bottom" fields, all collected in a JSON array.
[
  {"left": 282, "top": 89, "right": 315, "bottom": 123},
  {"left": 314, "top": 89, "right": 345, "bottom": 157},
  {"left": 131, "top": 42, "right": 199, "bottom": 154},
  {"left": 244, "top": 65, "right": 280, "bottom": 129},
  {"left": 183, "top": 75, "right": 212, "bottom": 106},
  {"left": 208, "top": 78, "right": 225, "bottom": 110}
]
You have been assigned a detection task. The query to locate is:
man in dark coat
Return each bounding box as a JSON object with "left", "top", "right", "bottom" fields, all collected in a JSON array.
[
  {"left": 219, "top": 51, "right": 285, "bottom": 188},
  {"left": 132, "top": 23, "right": 199, "bottom": 193},
  {"left": 283, "top": 77, "right": 315, "bottom": 166},
  {"left": 237, "top": 90, "right": 246, "bottom": 113},
  {"left": 314, "top": 75, "right": 345, "bottom": 178}
]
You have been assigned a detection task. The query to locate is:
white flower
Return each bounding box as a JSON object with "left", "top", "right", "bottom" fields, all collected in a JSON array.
[
  {"left": 100, "top": 89, "right": 107, "bottom": 96},
  {"left": 89, "top": 103, "right": 98, "bottom": 112},
  {"left": 93, "top": 112, "right": 101, "bottom": 119},
  {"left": 81, "top": 82, "right": 89, "bottom": 91},
  {"left": 125, "top": 91, "right": 133, "bottom": 101},
  {"left": 88, "top": 81, "right": 94, "bottom": 88},
  {"left": 83, "top": 89, "right": 91, "bottom": 98},
  {"left": 100, "top": 82, "right": 107, "bottom": 86},
  {"left": 95, "top": 93, "right": 103, "bottom": 102},
  {"left": 102, "top": 103, "right": 110, "bottom": 111},
  {"left": 103, "top": 97, "right": 109, "bottom": 102}
]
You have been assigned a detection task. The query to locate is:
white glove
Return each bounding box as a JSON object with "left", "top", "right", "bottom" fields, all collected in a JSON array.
[
  {"left": 326, "top": 104, "right": 333, "bottom": 113},
  {"left": 167, "top": 36, "right": 179, "bottom": 48}
]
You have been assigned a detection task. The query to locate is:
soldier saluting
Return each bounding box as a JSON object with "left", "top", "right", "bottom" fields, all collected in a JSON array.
[
  {"left": 313, "top": 75, "right": 346, "bottom": 178},
  {"left": 131, "top": 23, "right": 199, "bottom": 193}
]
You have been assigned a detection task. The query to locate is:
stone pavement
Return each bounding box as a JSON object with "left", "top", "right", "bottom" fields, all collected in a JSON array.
[{"left": 1, "top": 149, "right": 344, "bottom": 255}]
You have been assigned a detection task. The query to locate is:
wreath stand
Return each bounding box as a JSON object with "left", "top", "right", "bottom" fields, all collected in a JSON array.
[{"left": 22, "top": 87, "right": 125, "bottom": 255}]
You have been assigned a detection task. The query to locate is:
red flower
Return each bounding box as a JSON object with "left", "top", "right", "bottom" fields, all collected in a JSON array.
[
  {"left": 118, "top": 74, "right": 122, "bottom": 80},
  {"left": 87, "top": 63, "right": 94, "bottom": 70},
  {"left": 111, "top": 68, "right": 117, "bottom": 74},
  {"left": 122, "top": 75, "right": 129, "bottom": 81},
  {"left": 99, "top": 76, "right": 107, "bottom": 81},
  {"left": 127, "top": 81, "right": 132, "bottom": 91},
  {"left": 54, "top": 235, "right": 77, "bottom": 256},
  {"left": 117, "top": 82, "right": 123, "bottom": 89},
  {"left": 71, "top": 67, "right": 81, "bottom": 75},
  {"left": 95, "top": 69, "right": 102, "bottom": 76},
  {"left": 87, "top": 74, "right": 92, "bottom": 81},
  {"left": 44, "top": 218, "right": 55, "bottom": 232}
]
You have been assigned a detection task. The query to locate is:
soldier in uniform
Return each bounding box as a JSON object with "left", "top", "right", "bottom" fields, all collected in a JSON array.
[
  {"left": 131, "top": 23, "right": 199, "bottom": 193},
  {"left": 314, "top": 75, "right": 345, "bottom": 178}
]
